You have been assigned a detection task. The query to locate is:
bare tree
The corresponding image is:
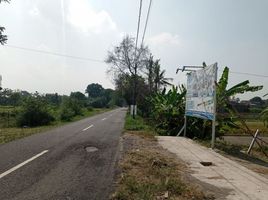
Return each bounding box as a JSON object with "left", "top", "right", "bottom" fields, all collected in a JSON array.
[{"left": 105, "top": 35, "right": 149, "bottom": 118}]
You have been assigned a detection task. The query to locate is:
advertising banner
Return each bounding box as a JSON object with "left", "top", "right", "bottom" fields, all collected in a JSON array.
[{"left": 185, "top": 63, "right": 217, "bottom": 120}]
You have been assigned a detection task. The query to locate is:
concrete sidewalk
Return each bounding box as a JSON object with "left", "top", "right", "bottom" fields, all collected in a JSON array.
[{"left": 157, "top": 136, "right": 268, "bottom": 200}]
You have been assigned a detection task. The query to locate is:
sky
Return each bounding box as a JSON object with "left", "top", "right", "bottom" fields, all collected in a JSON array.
[{"left": 0, "top": 0, "right": 267, "bottom": 100}]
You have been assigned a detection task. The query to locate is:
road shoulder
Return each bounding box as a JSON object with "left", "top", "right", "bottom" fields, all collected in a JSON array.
[{"left": 112, "top": 131, "right": 215, "bottom": 200}]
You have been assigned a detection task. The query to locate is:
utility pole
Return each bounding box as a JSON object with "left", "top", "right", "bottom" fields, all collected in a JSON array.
[{"left": 0, "top": 75, "right": 2, "bottom": 90}]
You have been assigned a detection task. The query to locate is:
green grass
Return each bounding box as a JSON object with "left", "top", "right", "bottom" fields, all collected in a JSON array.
[
  {"left": 0, "top": 108, "right": 112, "bottom": 144},
  {"left": 196, "top": 139, "right": 268, "bottom": 163},
  {"left": 124, "top": 113, "right": 150, "bottom": 131},
  {"left": 223, "top": 120, "right": 268, "bottom": 136}
]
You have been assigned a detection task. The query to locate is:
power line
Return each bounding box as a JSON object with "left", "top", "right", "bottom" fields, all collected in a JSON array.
[
  {"left": 5, "top": 45, "right": 268, "bottom": 79},
  {"left": 217, "top": 68, "right": 268, "bottom": 78},
  {"left": 4, "top": 45, "right": 105, "bottom": 63},
  {"left": 228, "top": 70, "right": 268, "bottom": 78},
  {"left": 134, "top": 0, "right": 143, "bottom": 57},
  {"left": 141, "top": 0, "right": 152, "bottom": 46}
]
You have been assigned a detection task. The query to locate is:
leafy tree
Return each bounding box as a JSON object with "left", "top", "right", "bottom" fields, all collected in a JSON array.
[
  {"left": 59, "top": 97, "right": 83, "bottom": 121},
  {"left": 249, "top": 96, "right": 264, "bottom": 106},
  {"left": 85, "top": 83, "right": 104, "bottom": 98},
  {"left": 150, "top": 86, "right": 187, "bottom": 136},
  {"left": 16, "top": 96, "right": 55, "bottom": 127},
  {"left": 106, "top": 35, "right": 149, "bottom": 117},
  {"left": 88, "top": 89, "right": 115, "bottom": 108},
  {"left": 113, "top": 73, "right": 149, "bottom": 112},
  {"left": 0, "top": 0, "right": 9, "bottom": 45},
  {"left": 70, "top": 91, "right": 86, "bottom": 101},
  {"left": 70, "top": 91, "right": 87, "bottom": 107},
  {"left": 9, "top": 92, "right": 21, "bottom": 106},
  {"left": 45, "top": 93, "right": 61, "bottom": 105}
]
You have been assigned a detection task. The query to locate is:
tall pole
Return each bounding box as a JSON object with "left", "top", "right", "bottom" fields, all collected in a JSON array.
[
  {"left": 183, "top": 115, "right": 187, "bottom": 137},
  {"left": 211, "top": 63, "right": 218, "bottom": 149}
]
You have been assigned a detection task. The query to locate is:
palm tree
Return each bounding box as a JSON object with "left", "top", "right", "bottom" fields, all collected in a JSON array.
[
  {"left": 153, "top": 60, "right": 173, "bottom": 92},
  {"left": 146, "top": 56, "right": 173, "bottom": 93}
]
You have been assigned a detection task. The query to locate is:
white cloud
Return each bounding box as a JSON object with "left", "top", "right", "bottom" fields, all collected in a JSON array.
[
  {"left": 148, "top": 32, "right": 180, "bottom": 46},
  {"left": 67, "top": 0, "right": 117, "bottom": 34}
]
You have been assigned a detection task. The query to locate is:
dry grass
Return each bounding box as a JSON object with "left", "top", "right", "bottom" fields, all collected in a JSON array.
[{"left": 112, "top": 133, "right": 214, "bottom": 200}]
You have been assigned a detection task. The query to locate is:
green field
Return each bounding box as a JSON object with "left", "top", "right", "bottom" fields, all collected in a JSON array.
[{"left": 224, "top": 120, "right": 268, "bottom": 136}]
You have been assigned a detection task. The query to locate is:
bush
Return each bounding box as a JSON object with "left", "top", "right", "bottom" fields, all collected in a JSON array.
[
  {"left": 16, "top": 97, "right": 55, "bottom": 127},
  {"left": 89, "top": 97, "right": 107, "bottom": 108},
  {"left": 60, "top": 98, "right": 83, "bottom": 121}
]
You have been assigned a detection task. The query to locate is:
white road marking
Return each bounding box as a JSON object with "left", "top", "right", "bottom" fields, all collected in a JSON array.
[
  {"left": 82, "top": 125, "right": 94, "bottom": 131},
  {"left": 101, "top": 118, "right": 107, "bottom": 121},
  {"left": 0, "top": 150, "right": 49, "bottom": 179}
]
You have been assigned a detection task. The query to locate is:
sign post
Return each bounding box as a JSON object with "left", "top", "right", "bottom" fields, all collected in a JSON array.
[{"left": 185, "top": 63, "right": 218, "bottom": 148}]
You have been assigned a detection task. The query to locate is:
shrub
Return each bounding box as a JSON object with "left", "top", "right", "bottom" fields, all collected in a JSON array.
[
  {"left": 60, "top": 98, "right": 83, "bottom": 121},
  {"left": 16, "top": 96, "right": 55, "bottom": 127}
]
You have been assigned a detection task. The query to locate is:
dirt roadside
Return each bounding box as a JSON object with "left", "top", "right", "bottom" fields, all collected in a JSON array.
[{"left": 112, "top": 132, "right": 219, "bottom": 200}]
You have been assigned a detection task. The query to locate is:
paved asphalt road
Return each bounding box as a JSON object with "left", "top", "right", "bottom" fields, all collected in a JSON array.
[{"left": 0, "top": 108, "right": 126, "bottom": 200}]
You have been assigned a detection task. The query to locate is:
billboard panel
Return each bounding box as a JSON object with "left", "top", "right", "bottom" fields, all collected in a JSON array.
[{"left": 185, "top": 63, "right": 217, "bottom": 120}]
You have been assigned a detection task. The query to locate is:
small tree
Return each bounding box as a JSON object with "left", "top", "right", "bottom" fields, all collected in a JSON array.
[
  {"left": 85, "top": 83, "right": 104, "bottom": 98},
  {"left": 146, "top": 56, "right": 173, "bottom": 93},
  {"left": 60, "top": 97, "right": 83, "bottom": 121},
  {"left": 17, "top": 96, "right": 55, "bottom": 127}
]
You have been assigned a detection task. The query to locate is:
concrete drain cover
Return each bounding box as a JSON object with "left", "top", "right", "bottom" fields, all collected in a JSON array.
[
  {"left": 200, "top": 161, "right": 213, "bottom": 166},
  {"left": 85, "top": 146, "right": 98, "bottom": 153}
]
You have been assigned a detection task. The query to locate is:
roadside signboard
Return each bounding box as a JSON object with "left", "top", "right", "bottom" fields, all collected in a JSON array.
[{"left": 185, "top": 63, "right": 217, "bottom": 121}]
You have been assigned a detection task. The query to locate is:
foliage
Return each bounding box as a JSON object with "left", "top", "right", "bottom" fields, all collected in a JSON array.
[
  {"left": 106, "top": 35, "right": 149, "bottom": 108},
  {"left": 260, "top": 107, "right": 268, "bottom": 127},
  {"left": 124, "top": 113, "right": 148, "bottom": 131},
  {"left": 16, "top": 96, "right": 55, "bottom": 127},
  {"left": 249, "top": 96, "right": 265, "bottom": 107},
  {"left": 85, "top": 83, "right": 104, "bottom": 98},
  {"left": 0, "top": 88, "right": 31, "bottom": 106},
  {"left": 146, "top": 65, "right": 263, "bottom": 138},
  {"left": 44, "top": 93, "right": 61, "bottom": 105},
  {"left": 150, "top": 86, "right": 187, "bottom": 136},
  {"left": 216, "top": 67, "right": 263, "bottom": 135},
  {"left": 146, "top": 56, "right": 173, "bottom": 93},
  {"left": 59, "top": 97, "right": 83, "bottom": 121}
]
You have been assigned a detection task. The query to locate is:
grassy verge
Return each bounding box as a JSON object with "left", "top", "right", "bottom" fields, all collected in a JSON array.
[
  {"left": 124, "top": 114, "right": 150, "bottom": 131},
  {"left": 0, "top": 108, "right": 112, "bottom": 144},
  {"left": 223, "top": 120, "right": 268, "bottom": 136},
  {"left": 196, "top": 139, "right": 268, "bottom": 163},
  {"left": 112, "top": 114, "right": 213, "bottom": 200}
]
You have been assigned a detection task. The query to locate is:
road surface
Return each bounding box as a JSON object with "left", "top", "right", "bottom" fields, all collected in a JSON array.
[{"left": 0, "top": 108, "right": 126, "bottom": 200}]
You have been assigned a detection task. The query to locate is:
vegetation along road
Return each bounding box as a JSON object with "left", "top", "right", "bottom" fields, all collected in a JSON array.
[{"left": 0, "top": 108, "right": 126, "bottom": 200}]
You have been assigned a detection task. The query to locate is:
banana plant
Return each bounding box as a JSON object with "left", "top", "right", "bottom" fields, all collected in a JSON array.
[
  {"left": 149, "top": 85, "right": 186, "bottom": 135},
  {"left": 260, "top": 107, "right": 268, "bottom": 127},
  {"left": 216, "top": 67, "right": 263, "bottom": 134}
]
